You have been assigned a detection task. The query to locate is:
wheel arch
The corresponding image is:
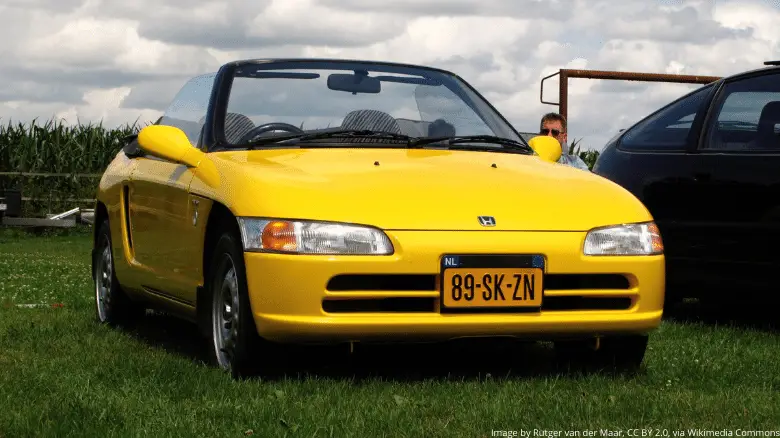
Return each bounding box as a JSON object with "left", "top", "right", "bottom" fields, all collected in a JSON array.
[
  {"left": 92, "top": 201, "right": 110, "bottom": 278},
  {"left": 93, "top": 201, "right": 109, "bottom": 243},
  {"left": 197, "top": 199, "right": 242, "bottom": 336}
]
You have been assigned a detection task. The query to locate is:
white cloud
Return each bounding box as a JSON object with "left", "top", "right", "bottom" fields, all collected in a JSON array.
[
  {"left": 247, "top": 0, "right": 406, "bottom": 45},
  {"left": 25, "top": 18, "right": 142, "bottom": 66},
  {"left": 714, "top": 0, "right": 780, "bottom": 43},
  {"left": 0, "top": 0, "right": 779, "bottom": 152}
]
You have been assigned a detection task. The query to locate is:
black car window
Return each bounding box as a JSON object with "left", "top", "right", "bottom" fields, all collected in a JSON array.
[
  {"left": 619, "top": 84, "right": 714, "bottom": 151},
  {"left": 702, "top": 72, "right": 780, "bottom": 152}
]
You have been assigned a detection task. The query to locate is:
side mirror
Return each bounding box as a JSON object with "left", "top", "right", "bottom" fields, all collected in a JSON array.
[
  {"left": 527, "top": 135, "right": 562, "bottom": 163},
  {"left": 137, "top": 125, "right": 205, "bottom": 168}
]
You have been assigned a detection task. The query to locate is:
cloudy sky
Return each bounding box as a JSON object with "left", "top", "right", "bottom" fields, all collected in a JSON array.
[{"left": 1, "top": 0, "right": 778, "bottom": 151}]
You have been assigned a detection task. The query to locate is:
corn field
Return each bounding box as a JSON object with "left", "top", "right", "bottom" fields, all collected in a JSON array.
[
  {"left": 0, "top": 118, "right": 145, "bottom": 216},
  {"left": 568, "top": 138, "right": 600, "bottom": 169}
]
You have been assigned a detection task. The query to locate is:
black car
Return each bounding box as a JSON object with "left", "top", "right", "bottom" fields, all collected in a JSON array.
[{"left": 592, "top": 62, "right": 780, "bottom": 307}]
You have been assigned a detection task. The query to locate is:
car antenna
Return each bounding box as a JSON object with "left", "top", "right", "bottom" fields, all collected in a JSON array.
[{"left": 764, "top": 60, "right": 780, "bottom": 66}]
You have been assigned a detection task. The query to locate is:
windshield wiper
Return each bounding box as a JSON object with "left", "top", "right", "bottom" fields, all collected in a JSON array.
[
  {"left": 408, "top": 135, "right": 534, "bottom": 153},
  {"left": 246, "top": 130, "right": 534, "bottom": 154},
  {"left": 248, "top": 129, "right": 417, "bottom": 147}
]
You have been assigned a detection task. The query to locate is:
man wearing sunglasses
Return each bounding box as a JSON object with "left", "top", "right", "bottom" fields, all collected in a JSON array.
[
  {"left": 538, "top": 112, "right": 589, "bottom": 171},
  {"left": 539, "top": 112, "right": 568, "bottom": 147}
]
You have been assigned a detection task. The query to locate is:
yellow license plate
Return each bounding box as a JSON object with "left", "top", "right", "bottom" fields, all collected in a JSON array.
[{"left": 441, "top": 267, "right": 544, "bottom": 310}]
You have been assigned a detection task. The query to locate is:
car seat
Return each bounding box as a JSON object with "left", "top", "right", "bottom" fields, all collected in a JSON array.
[
  {"left": 427, "top": 118, "right": 456, "bottom": 137},
  {"left": 341, "top": 109, "right": 402, "bottom": 133},
  {"left": 196, "top": 112, "right": 256, "bottom": 145},
  {"left": 223, "top": 113, "right": 256, "bottom": 144}
]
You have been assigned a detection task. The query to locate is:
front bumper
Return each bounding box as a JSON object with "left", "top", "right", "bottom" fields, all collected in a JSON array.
[{"left": 243, "top": 230, "right": 665, "bottom": 343}]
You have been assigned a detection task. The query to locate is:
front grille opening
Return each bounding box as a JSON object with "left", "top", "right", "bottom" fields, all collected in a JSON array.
[
  {"left": 322, "top": 296, "right": 632, "bottom": 313},
  {"left": 323, "top": 297, "right": 436, "bottom": 313},
  {"left": 544, "top": 274, "right": 631, "bottom": 290},
  {"left": 542, "top": 296, "right": 633, "bottom": 311},
  {"left": 326, "top": 273, "right": 631, "bottom": 292},
  {"left": 327, "top": 274, "right": 436, "bottom": 291}
]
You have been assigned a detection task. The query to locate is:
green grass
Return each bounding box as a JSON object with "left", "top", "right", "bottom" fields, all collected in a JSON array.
[{"left": 1, "top": 228, "right": 779, "bottom": 437}]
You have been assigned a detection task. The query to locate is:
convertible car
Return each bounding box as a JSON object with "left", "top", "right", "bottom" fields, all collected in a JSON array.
[{"left": 92, "top": 58, "right": 664, "bottom": 378}]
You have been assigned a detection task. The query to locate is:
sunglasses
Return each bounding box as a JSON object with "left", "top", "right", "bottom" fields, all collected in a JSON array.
[{"left": 540, "top": 128, "right": 562, "bottom": 136}]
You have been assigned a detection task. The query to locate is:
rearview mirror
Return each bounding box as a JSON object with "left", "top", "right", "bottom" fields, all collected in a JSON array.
[
  {"left": 527, "top": 135, "right": 562, "bottom": 163},
  {"left": 137, "top": 125, "right": 205, "bottom": 168},
  {"left": 327, "top": 73, "right": 381, "bottom": 94}
]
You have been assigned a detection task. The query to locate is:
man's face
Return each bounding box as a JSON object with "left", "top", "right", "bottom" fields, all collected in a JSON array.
[{"left": 541, "top": 119, "right": 567, "bottom": 148}]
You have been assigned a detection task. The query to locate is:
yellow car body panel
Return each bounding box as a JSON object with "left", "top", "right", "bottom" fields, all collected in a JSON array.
[
  {"left": 97, "top": 145, "right": 664, "bottom": 340},
  {"left": 95, "top": 151, "right": 138, "bottom": 287},
  {"left": 96, "top": 152, "right": 211, "bottom": 314},
  {"left": 188, "top": 147, "right": 653, "bottom": 231},
  {"left": 242, "top": 229, "right": 664, "bottom": 343}
]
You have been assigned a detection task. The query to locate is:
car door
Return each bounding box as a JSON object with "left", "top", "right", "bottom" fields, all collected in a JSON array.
[
  {"left": 127, "top": 155, "right": 197, "bottom": 301},
  {"left": 592, "top": 82, "right": 721, "bottom": 283},
  {"left": 125, "top": 73, "right": 216, "bottom": 305},
  {"left": 682, "top": 69, "right": 780, "bottom": 293}
]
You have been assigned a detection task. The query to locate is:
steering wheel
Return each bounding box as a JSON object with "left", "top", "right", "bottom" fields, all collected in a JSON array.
[{"left": 237, "top": 122, "right": 304, "bottom": 144}]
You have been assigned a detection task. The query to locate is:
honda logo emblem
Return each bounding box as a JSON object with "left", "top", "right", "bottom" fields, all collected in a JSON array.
[{"left": 478, "top": 216, "right": 496, "bottom": 227}]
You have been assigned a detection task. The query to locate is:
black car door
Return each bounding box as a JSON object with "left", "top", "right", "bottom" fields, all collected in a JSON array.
[
  {"left": 592, "top": 82, "right": 722, "bottom": 295},
  {"left": 682, "top": 69, "right": 780, "bottom": 294}
]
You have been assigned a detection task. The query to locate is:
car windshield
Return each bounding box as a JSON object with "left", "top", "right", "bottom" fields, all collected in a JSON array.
[{"left": 217, "top": 60, "right": 525, "bottom": 149}]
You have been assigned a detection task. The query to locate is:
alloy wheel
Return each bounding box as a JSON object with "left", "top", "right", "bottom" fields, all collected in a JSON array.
[{"left": 95, "top": 238, "right": 112, "bottom": 322}]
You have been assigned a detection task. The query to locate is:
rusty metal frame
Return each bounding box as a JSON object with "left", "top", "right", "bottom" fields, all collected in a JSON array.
[{"left": 540, "top": 69, "right": 722, "bottom": 122}]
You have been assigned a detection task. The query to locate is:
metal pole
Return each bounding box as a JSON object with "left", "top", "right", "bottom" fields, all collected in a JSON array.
[
  {"left": 540, "top": 68, "right": 722, "bottom": 123},
  {"left": 559, "top": 69, "right": 721, "bottom": 84},
  {"left": 560, "top": 70, "right": 569, "bottom": 123}
]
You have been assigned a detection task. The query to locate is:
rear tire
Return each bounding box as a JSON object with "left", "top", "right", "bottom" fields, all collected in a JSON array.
[
  {"left": 93, "top": 219, "right": 144, "bottom": 326},
  {"left": 204, "top": 228, "right": 262, "bottom": 379},
  {"left": 555, "top": 334, "right": 649, "bottom": 372}
]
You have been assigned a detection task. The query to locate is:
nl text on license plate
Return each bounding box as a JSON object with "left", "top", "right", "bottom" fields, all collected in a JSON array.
[{"left": 440, "top": 254, "right": 544, "bottom": 311}]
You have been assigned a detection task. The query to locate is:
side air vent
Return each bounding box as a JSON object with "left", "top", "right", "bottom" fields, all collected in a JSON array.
[{"left": 122, "top": 185, "right": 133, "bottom": 249}]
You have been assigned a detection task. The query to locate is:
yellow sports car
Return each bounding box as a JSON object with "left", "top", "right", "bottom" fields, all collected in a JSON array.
[{"left": 92, "top": 58, "right": 664, "bottom": 378}]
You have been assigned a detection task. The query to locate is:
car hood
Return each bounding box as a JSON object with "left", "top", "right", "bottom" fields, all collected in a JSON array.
[{"left": 196, "top": 148, "right": 652, "bottom": 232}]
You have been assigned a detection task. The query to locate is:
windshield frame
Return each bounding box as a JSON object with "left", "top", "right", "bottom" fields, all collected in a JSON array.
[{"left": 200, "top": 58, "right": 529, "bottom": 152}]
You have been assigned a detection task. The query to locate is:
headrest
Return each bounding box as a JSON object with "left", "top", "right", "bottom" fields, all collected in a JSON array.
[
  {"left": 756, "top": 101, "right": 780, "bottom": 147},
  {"left": 427, "top": 119, "right": 455, "bottom": 137},
  {"left": 342, "top": 109, "right": 401, "bottom": 134},
  {"left": 759, "top": 101, "right": 780, "bottom": 126}
]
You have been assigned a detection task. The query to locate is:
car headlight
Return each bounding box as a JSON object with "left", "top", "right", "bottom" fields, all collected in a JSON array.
[
  {"left": 583, "top": 221, "right": 663, "bottom": 256},
  {"left": 236, "top": 218, "right": 394, "bottom": 255}
]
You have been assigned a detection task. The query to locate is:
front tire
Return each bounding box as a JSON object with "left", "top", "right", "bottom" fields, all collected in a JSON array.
[
  {"left": 93, "top": 219, "right": 143, "bottom": 326},
  {"left": 205, "top": 229, "right": 261, "bottom": 379}
]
